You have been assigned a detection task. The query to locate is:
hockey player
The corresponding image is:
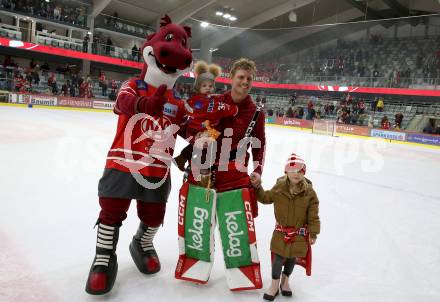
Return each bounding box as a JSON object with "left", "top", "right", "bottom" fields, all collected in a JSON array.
[
  {"left": 252, "top": 153, "right": 320, "bottom": 301},
  {"left": 175, "top": 58, "right": 266, "bottom": 291},
  {"left": 85, "top": 15, "right": 192, "bottom": 295}
]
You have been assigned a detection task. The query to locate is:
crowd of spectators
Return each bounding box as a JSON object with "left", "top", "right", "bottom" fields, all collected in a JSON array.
[
  {"left": 286, "top": 35, "right": 440, "bottom": 87},
  {"left": 0, "top": 0, "right": 88, "bottom": 27},
  {"left": 213, "top": 35, "right": 440, "bottom": 88},
  {"left": 213, "top": 56, "right": 281, "bottom": 82},
  {"left": 86, "top": 34, "right": 142, "bottom": 62},
  {"left": 1, "top": 53, "right": 439, "bottom": 134},
  {"left": 423, "top": 119, "right": 440, "bottom": 134},
  {"left": 1, "top": 56, "right": 120, "bottom": 99},
  {"left": 262, "top": 92, "right": 413, "bottom": 131}
]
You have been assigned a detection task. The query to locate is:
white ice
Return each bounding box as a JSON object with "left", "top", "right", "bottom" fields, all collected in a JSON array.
[{"left": 1, "top": 106, "right": 439, "bottom": 302}]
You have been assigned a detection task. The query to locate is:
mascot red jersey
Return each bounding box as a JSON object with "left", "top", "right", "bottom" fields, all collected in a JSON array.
[{"left": 86, "top": 15, "right": 192, "bottom": 295}]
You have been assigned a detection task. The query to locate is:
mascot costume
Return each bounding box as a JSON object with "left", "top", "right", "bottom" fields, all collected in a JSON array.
[{"left": 85, "top": 15, "right": 192, "bottom": 295}]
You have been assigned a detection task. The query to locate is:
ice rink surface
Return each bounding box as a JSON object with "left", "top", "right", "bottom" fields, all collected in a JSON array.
[{"left": 1, "top": 106, "right": 439, "bottom": 302}]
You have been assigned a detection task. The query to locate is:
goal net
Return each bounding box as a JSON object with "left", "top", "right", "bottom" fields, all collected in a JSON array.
[{"left": 312, "top": 119, "right": 337, "bottom": 136}]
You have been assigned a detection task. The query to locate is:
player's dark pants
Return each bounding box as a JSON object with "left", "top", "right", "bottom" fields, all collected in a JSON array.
[
  {"left": 98, "top": 197, "right": 166, "bottom": 227},
  {"left": 97, "top": 168, "right": 170, "bottom": 227},
  {"left": 272, "top": 254, "right": 296, "bottom": 279}
]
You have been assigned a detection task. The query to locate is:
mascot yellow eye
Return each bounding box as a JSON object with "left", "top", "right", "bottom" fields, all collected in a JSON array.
[{"left": 165, "top": 33, "right": 174, "bottom": 41}]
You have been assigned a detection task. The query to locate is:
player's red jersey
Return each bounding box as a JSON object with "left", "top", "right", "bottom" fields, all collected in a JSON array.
[
  {"left": 185, "top": 94, "right": 238, "bottom": 133},
  {"left": 105, "top": 78, "right": 186, "bottom": 178}
]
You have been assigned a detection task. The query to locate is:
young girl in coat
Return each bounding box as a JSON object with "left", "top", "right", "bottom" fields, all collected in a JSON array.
[{"left": 252, "top": 153, "right": 320, "bottom": 300}]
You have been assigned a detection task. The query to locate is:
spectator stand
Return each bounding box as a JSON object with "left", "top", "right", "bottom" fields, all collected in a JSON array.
[
  {"left": 0, "top": 22, "right": 21, "bottom": 40},
  {"left": 0, "top": 0, "right": 90, "bottom": 30},
  {"left": 251, "top": 91, "right": 440, "bottom": 131},
  {"left": 36, "top": 30, "right": 83, "bottom": 51},
  {"left": 0, "top": 63, "right": 122, "bottom": 100},
  {"left": 94, "top": 13, "right": 153, "bottom": 39}
]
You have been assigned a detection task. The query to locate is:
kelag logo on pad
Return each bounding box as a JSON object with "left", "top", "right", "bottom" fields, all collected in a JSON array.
[
  {"left": 187, "top": 207, "right": 209, "bottom": 251},
  {"left": 225, "top": 211, "right": 244, "bottom": 257}
]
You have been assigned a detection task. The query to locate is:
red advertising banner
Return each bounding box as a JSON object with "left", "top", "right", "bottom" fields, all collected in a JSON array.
[
  {"left": 58, "top": 97, "right": 92, "bottom": 108},
  {"left": 275, "top": 117, "right": 313, "bottom": 128},
  {"left": 0, "top": 37, "right": 141, "bottom": 69},
  {"left": 335, "top": 124, "right": 371, "bottom": 136},
  {"left": 216, "top": 78, "right": 440, "bottom": 97}
]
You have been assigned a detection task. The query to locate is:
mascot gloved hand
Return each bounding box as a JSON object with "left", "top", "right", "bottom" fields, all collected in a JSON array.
[{"left": 137, "top": 84, "right": 168, "bottom": 116}]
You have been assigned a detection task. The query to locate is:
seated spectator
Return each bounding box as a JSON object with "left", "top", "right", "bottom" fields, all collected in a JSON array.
[
  {"left": 53, "top": 5, "right": 61, "bottom": 21},
  {"left": 78, "top": 7, "right": 87, "bottom": 27},
  {"left": 276, "top": 108, "right": 284, "bottom": 117},
  {"left": 32, "top": 69, "right": 40, "bottom": 85},
  {"left": 341, "top": 111, "right": 350, "bottom": 124},
  {"left": 267, "top": 109, "right": 274, "bottom": 117},
  {"left": 298, "top": 107, "right": 304, "bottom": 119},
  {"left": 109, "top": 79, "right": 119, "bottom": 101},
  {"left": 255, "top": 95, "right": 261, "bottom": 104},
  {"left": 358, "top": 100, "right": 365, "bottom": 114},
  {"left": 350, "top": 113, "right": 358, "bottom": 124},
  {"left": 0, "top": 69, "right": 8, "bottom": 90},
  {"left": 14, "top": 74, "right": 24, "bottom": 92},
  {"left": 83, "top": 34, "right": 89, "bottom": 53},
  {"left": 306, "top": 107, "right": 316, "bottom": 120},
  {"left": 376, "top": 98, "right": 384, "bottom": 112},
  {"left": 41, "top": 62, "right": 50, "bottom": 75},
  {"left": 131, "top": 44, "right": 138, "bottom": 61},
  {"left": 423, "top": 121, "right": 435, "bottom": 134},
  {"left": 372, "top": 98, "right": 378, "bottom": 112},
  {"left": 289, "top": 93, "right": 296, "bottom": 106},
  {"left": 324, "top": 103, "right": 330, "bottom": 115},
  {"left": 105, "top": 37, "right": 113, "bottom": 55},
  {"left": 29, "top": 59, "right": 37, "bottom": 69},
  {"left": 329, "top": 102, "right": 335, "bottom": 113},
  {"left": 394, "top": 113, "right": 404, "bottom": 130},
  {"left": 61, "top": 81, "right": 68, "bottom": 96},
  {"left": 99, "top": 71, "right": 107, "bottom": 96},
  {"left": 92, "top": 36, "right": 99, "bottom": 54},
  {"left": 372, "top": 65, "right": 380, "bottom": 79},
  {"left": 345, "top": 93, "right": 352, "bottom": 105},
  {"left": 25, "top": 70, "right": 33, "bottom": 83},
  {"left": 85, "top": 76, "right": 94, "bottom": 98},
  {"left": 381, "top": 116, "right": 391, "bottom": 130},
  {"left": 6, "top": 0, "right": 87, "bottom": 27},
  {"left": 69, "top": 80, "right": 76, "bottom": 97},
  {"left": 285, "top": 107, "right": 294, "bottom": 118}
]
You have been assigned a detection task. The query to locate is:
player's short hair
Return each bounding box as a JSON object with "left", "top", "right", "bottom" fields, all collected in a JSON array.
[{"left": 230, "top": 58, "right": 257, "bottom": 78}]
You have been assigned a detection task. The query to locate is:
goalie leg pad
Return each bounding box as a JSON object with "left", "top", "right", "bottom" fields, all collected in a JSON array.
[{"left": 175, "top": 183, "right": 217, "bottom": 283}]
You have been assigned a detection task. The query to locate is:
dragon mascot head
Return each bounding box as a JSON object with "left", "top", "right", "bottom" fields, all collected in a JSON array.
[{"left": 140, "top": 15, "right": 193, "bottom": 89}]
